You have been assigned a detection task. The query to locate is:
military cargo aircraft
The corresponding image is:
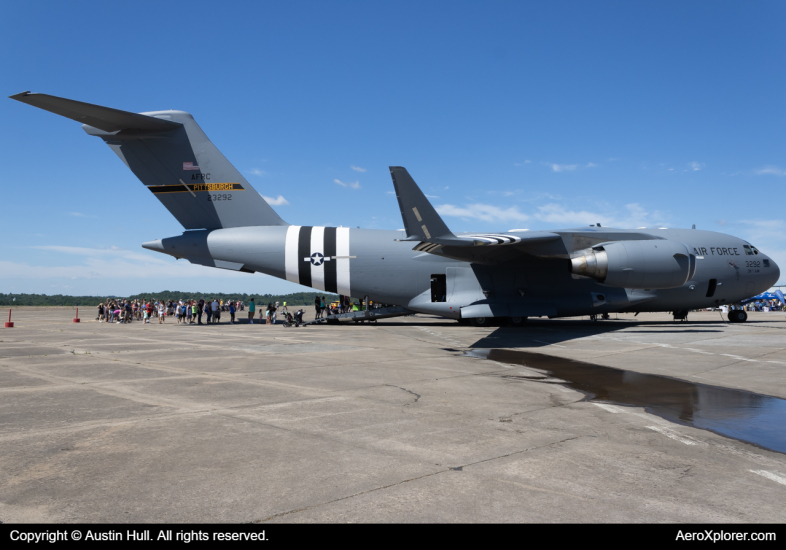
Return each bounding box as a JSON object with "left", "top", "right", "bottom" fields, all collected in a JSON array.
[{"left": 11, "top": 92, "right": 780, "bottom": 325}]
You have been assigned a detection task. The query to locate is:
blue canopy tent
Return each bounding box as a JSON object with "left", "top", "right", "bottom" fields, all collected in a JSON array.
[{"left": 741, "top": 290, "right": 786, "bottom": 306}]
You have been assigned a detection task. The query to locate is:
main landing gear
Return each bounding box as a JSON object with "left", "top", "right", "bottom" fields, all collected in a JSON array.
[{"left": 728, "top": 310, "right": 748, "bottom": 323}]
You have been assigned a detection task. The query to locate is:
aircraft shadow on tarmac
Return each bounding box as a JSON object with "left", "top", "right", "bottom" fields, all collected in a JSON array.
[
  {"left": 465, "top": 318, "right": 723, "bottom": 351},
  {"left": 454, "top": 319, "right": 786, "bottom": 455}
]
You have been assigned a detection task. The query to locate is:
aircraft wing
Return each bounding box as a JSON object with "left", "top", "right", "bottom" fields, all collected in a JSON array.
[{"left": 389, "top": 166, "right": 564, "bottom": 262}]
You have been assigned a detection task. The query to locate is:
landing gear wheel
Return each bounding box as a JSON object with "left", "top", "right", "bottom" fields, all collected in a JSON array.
[
  {"left": 728, "top": 310, "right": 738, "bottom": 323},
  {"left": 509, "top": 316, "right": 527, "bottom": 327},
  {"left": 471, "top": 317, "right": 490, "bottom": 327},
  {"left": 729, "top": 310, "right": 748, "bottom": 323}
]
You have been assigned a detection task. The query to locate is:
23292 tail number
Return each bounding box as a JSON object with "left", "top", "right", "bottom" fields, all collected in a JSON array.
[{"left": 207, "top": 194, "right": 231, "bottom": 201}]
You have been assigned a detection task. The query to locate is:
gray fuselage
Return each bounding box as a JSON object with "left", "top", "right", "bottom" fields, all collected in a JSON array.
[{"left": 145, "top": 225, "right": 779, "bottom": 320}]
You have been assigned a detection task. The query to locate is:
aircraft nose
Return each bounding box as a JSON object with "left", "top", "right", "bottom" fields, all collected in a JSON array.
[{"left": 768, "top": 257, "right": 781, "bottom": 287}]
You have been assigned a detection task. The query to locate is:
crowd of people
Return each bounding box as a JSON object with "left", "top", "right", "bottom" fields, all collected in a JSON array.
[
  {"left": 94, "top": 294, "right": 386, "bottom": 326},
  {"left": 95, "top": 298, "right": 290, "bottom": 325},
  {"left": 313, "top": 294, "right": 387, "bottom": 318}
]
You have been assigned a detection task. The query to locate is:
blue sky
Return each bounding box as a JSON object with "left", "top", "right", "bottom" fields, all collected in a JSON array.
[{"left": 2, "top": 1, "right": 785, "bottom": 296}]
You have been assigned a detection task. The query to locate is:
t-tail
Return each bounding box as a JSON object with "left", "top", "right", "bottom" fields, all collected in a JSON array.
[{"left": 10, "top": 92, "right": 287, "bottom": 230}]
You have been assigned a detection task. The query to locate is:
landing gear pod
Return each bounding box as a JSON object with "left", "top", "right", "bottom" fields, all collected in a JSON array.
[{"left": 571, "top": 240, "right": 695, "bottom": 289}]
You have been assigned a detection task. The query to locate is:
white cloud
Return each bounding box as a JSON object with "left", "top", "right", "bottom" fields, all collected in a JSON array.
[
  {"left": 533, "top": 204, "right": 609, "bottom": 225},
  {"left": 425, "top": 194, "right": 439, "bottom": 199},
  {"left": 350, "top": 165, "right": 367, "bottom": 172},
  {"left": 754, "top": 166, "right": 786, "bottom": 176},
  {"left": 436, "top": 204, "right": 530, "bottom": 223},
  {"left": 546, "top": 162, "right": 597, "bottom": 171},
  {"left": 3, "top": 245, "right": 251, "bottom": 281},
  {"left": 688, "top": 161, "right": 704, "bottom": 171},
  {"left": 261, "top": 194, "right": 289, "bottom": 205},
  {"left": 248, "top": 168, "right": 267, "bottom": 177},
  {"left": 513, "top": 160, "right": 532, "bottom": 166},
  {"left": 334, "top": 179, "right": 361, "bottom": 189},
  {"left": 437, "top": 201, "right": 665, "bottom": 228},
  {"left": 738, "top": 219, "right": 785, "bottom": 241},
  {"left": 33, "top": 245, "right": 159, "bottom": 264},
  {"left": 549, "top": 163, "right": 578, "bottom": 172}
]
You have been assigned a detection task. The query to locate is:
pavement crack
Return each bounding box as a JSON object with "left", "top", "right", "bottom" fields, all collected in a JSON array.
[
  {"left": 385, "top": 384, "right": 421, "bottom": 405},
  {"left": 253, "top": 435, "right": 584, "bottom": 523}
]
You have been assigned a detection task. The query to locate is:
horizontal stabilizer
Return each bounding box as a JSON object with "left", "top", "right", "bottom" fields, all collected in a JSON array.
[
  {"left": 9, "top": 91, "right": 181, "bottom": 133},
  {"left": 389, "top": 166, "right": 456, "bottom": 243}
]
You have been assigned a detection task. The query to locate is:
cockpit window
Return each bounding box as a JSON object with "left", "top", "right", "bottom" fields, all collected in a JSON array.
[{"left": 744, "top": 244, "right": 760, "bottom": 255}]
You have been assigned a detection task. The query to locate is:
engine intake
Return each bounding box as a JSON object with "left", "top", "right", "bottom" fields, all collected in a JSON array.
[{"left": 570, "top": 240, "right": 694, "bottom": 289}]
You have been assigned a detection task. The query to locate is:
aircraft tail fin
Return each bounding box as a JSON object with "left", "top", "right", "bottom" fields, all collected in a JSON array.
[
  {"left": 389, "top": 166, "right": 455, "bottom": 243},
  {"left": 10, "top": 92, "right": 287, "bottom": 230}
]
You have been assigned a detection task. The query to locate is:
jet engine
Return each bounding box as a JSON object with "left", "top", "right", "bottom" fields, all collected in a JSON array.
[{"left": 570, "top": 240, "right": 695, "bottom": 289}]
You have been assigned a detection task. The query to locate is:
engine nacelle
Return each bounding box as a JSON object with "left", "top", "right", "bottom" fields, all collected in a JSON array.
[{"left": 570, "top": 240, "right": 694, "bottom": 289}]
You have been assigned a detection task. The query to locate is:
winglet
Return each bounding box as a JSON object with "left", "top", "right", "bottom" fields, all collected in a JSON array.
[
  {"left": 389, "top": 166, "right": 455, "bottom": 243},
  {"left": 9, "top": 91, "right": 181, "bottom": 133}
]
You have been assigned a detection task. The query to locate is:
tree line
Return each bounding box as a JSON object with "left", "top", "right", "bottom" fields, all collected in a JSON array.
[{"left": 0, "top": 292, "right": 339, "bottom": 307}]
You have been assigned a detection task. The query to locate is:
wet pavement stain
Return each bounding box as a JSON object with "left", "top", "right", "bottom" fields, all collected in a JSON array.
[{"left": 467, "top": 348, "right": 786, "bottom": 454}]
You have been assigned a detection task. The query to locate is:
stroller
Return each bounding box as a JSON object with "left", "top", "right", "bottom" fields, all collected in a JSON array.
[{"left": 283, "top": 309, "right": 306, "bottom": 327}]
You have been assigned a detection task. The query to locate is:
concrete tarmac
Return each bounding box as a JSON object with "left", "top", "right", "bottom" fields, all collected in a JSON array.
[{"left": 1, "top": 307, "right": 785, "bottom": 522}]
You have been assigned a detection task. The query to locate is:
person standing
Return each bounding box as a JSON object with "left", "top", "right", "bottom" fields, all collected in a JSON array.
[
  {"left": 229, "top": 301, "right": 236, "bottom": 324},
  {"left": 205, "top": 301, "right": 212, "bottom": 324},
  {"left": 198, "top": 299, "right": 204, "bottom": 325},
  {"left": 212, "top": 298, "right": 220, "bottom": 324},
  {"left": 248, "top": 298, "right": 256, "bottom": 324},
  {"left": 158, "top": 300, "right": 165, "bottom": 324},
  {"left": 270, "top": 302, "right": 278, "bottom": 325},
  {"left": 314, "top": 295, "right": 321, "bottom": 319}
]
